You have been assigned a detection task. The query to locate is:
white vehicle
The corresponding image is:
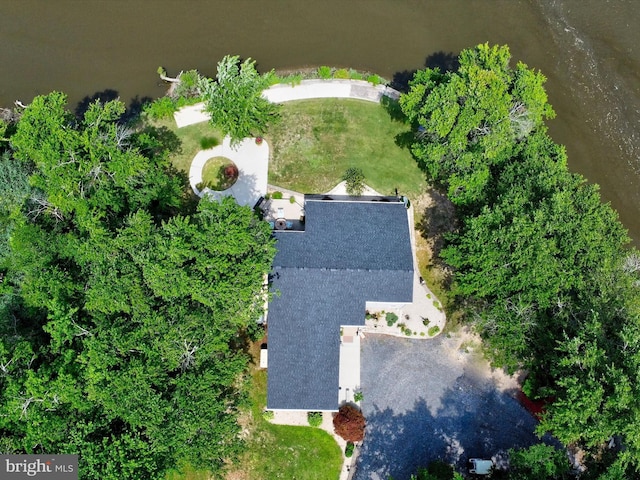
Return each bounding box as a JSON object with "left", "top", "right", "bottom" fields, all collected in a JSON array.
[{"left": 469, "top": 458, "right": 494, "bottom": 475}]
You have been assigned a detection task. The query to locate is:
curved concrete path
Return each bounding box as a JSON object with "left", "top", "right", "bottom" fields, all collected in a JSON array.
[
  {"left": 188, "top": 136, "right": 269, "bottom": 207},
  {"left": 174, "top": 79, "right": 401, "bottom": 128}
]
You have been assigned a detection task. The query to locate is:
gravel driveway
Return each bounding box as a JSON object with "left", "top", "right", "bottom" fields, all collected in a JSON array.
[{"left": 352, "top": 333, "right": 555, "bottom": 480}]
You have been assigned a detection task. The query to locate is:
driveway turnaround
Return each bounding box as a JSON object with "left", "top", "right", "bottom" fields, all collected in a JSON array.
[
  {"left": 352, "top": 334, "right": 558, "bottom": 480},
  {"left": 188, "top": 136, "right": 269, "bottom": 207}
]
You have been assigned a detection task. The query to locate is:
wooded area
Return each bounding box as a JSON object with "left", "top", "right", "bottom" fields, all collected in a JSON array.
[
  {"left": 0, "top": 93, "right": 275, "bottom": 479},
  {"left": 401, "top": 44, "right": 640, "bottom": 478}
]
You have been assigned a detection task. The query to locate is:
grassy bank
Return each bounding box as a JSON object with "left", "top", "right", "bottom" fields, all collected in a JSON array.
[{"left": 266, "top": 99, "right": 425, "bottom": 198}]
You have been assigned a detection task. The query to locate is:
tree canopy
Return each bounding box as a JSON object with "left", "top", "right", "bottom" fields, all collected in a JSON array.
[
  {"left": 0, "top": 93, "right": 275, "bottom": 479},
  {"left": 200, "top": 55, "right": 279, "bottom": 144},
  {"left": 401, "top": 44, "right": 640, "bottom": 476}
]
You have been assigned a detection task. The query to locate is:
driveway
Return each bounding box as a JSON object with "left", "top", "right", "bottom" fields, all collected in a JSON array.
[{"left": 353, "top": 333, "right": 557, "bottom": 480}]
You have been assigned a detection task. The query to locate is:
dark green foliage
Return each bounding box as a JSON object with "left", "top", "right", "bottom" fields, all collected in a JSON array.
[
  {"left": 0, "top": 93, "right": 276, "bottom": 479},
  {"left": 345, "top": 442, "right": 354, "bottom": 458},
  {"left": 307, "top": 411, "right": 323, "bottom": 427},
  {"left": 200, "top": 55, "right": 279, "bottom": 144},
  {"left": 508, "top": 444, "right": 571, "bottom": 480},
  {"left": 343, "top": 167, "right": 365, "bottom": 196},
  {"left": 386, "top": 312, "right": 398, "bottom": 326},
  {"left": 401, "top": 44, "right": 640, "bottom": 474},
  {"left": 410, "top": 461, "right": 463, "bottom": 480}
]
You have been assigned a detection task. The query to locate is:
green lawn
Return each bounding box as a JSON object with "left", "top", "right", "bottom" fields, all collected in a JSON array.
[
  {"left": 149, "top": 117, "right": 223, "bottom": 173},
  {"left": 265, "top": 99, "right": 426, "bottom": 199},
  {"left": 226, "top": 367, "right": 343, "bottom": 480}
]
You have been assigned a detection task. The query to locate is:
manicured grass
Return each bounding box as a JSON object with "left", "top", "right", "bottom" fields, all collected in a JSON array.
[
  {"left": 149, "top": 117, "right": 223, "bottom": 173},
  {"left": 225, "top": 350, "right": 342, "bottom": 480},
  {"left": 266, "top": 99, "right": 426, "bottom": 199},
  {"left": 201, "top": 156, "right": 238, "bottom": 190}
]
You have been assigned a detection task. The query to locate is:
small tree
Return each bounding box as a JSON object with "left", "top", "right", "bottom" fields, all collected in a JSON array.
[
  {"left": 333, "top": 405, "right": 365, "bottom": 442},
  {"left": 342, "top": 167, "right": 365, "bottom": 196},
  {"left": 200, "top": 55, "right": 279, "bottom": 144}
]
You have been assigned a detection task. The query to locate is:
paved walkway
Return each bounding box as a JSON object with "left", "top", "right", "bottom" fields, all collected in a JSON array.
[
  {"left": 188, "top": 136, "right": 269, "bottom": 207},
  {"left": 174, "top": 79, "right": 401, "bottom": 127}
]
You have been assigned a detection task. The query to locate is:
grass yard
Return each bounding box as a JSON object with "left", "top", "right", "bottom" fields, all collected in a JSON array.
[
  {"left": 225, "top": 353, "right": 343, "bottom": 480},
  {"left": 149, "top": 117, "right": 223, "bottom": 173},
  {"left": 265, "top": 99, "right": 426, "bottom": 199}
]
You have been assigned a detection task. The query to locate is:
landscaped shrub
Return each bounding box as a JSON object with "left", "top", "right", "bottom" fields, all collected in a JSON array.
[
  {"left": 386, "top": 312, "right": 398, "bottom": 327},
  {"left": 428, "top": 325, "right": 440, "bottom": 337},
  {"left": 333, "top": 68, "right": 350, "bottom": 79},
  {"left": 422, "top": 317, "right": 430, "bottom": 326},
  {"left": 318, "top": 66, "right": 332, "bottom": 79},
  {"left": 272, "top": 191, "right": 283, "bottom": 199},
  {"left": 353, "top": 391, "right": 364, "bottom": 402},
  {"left": 345, "top": 442, "right": 355, "bottom": 458},
  {"left": 307, "top": 411, "right": 323, "bottom": 427},
  {"left": 404, "top": 328, "right": 412, "bottom": 336},
  {"left": 343, "top": 167, "right": 365, "bottom": 196},
  {"left": 289, "top": 195, "right": 296, "bottom": 204},
  {"left": 333, "top": 405, "right": 365, "bottom": 442},
  {"left": 262, "top": 410, "right": 274, "bottom": 421},
  {"left": 143, "top": 96, "right": 176, "bottom": 120},
  {"left": 367, "top": 74, "right": 382, "bottom": 86},
  {"left": 349, "top": 69, "right": 364, "bottom": 80}
]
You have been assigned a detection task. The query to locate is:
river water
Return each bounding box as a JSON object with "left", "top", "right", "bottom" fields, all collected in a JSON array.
[{"left": 1, "top": 0, "right": 639, "bottom": 244}]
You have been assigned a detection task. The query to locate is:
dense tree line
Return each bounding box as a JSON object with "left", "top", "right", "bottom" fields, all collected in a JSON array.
[
  {"left": 0, "top": 93, "right": 275, "bottom": 478},
  {"left": 401, "top": 44, "right": 640, "bottom": 478}
]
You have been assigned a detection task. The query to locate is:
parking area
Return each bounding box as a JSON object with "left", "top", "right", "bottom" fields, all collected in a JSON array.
[{"left": 352, "top": 332, "right": 556, "bottom": 480}]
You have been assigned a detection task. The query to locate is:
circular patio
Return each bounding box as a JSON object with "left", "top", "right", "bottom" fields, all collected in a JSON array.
[{"left": 189, "top": 136, "right": 269, "bottom": 207}]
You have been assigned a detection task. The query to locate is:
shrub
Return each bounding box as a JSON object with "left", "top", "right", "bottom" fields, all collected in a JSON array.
[
  {"left": 278, "top": 73, "right": 303, "bottom": 86},
  {"left": 428, "top": 326, "right": 440, "bottom": 337},
  {"left": 333, "top": 405, "right": 365, "bottom": 442},
  {"left": 143, "top": 96, "right": 176, "bottom": 120},
  {"left": 333, "top": 68, "right": 350, "bottom": 79},
  {"left": 422, "top": 317, "right": 430, "bottom": 326},
  {"left": 272, "top": 191, "right": 283, "bottom": 200},
  {"left": 289, "top": 195, "right": 296, "bottom": 204},
  {"left": 345, "top": 442, "right": 355, "bottom": 458},
  {"left": 308, "top": 411, "right": 323, "bottom": 427},
  {"left": 404, "top": 328, "right": 412, "bottom": 336},
  {"left": 262, "top": 410, "right": 274, "bottom": 421},
  {"left": 174, "top": 69, "right": 203, "bottom": 98},
  {"left": 318, "top": 66, "right": 332, "bottom": 79},
  {"left": 353, "top": 391, "right": 364, "bottom": 402},
  {"left": 199, "top": 136, "right": 219, "bottom": 149},
  {"left": 420, "top": 332, "right": 426, "bottom": 337},
  {"left": 349, "top": 69, "right": 364, "bottom": 80},
  {"left": 343, "top": 167, "right": 365, "bottom": 196},
  {"left": 386, "top": 312, "right": 398, "bottom": 327},
  {"left": 367, "top": 74, "right": 381, "bottom": 86}
]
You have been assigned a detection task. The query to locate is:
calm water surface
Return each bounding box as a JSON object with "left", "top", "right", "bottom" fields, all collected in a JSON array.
[{"left": 1, "top": 0, "right": 638, "bottom": 244}]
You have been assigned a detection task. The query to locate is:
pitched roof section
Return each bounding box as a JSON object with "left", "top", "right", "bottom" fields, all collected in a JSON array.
[
  {"left": 273, "top": 199, "right": 414, "bottom": 272},
  {"left": 267, "top": 197, "right": 414, "bottom": 411}
]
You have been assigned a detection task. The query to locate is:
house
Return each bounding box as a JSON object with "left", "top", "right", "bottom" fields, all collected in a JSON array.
[{"left": 266, "top": 194, "right": 414, "bottom": 411}]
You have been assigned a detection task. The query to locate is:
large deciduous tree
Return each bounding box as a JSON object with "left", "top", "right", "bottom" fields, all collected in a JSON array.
[
  {"left": 400, "top": 43, "right": 554, "bottom": 208},
  {"left": 200, "top": 55, "right": 279, "bottom": 144}
]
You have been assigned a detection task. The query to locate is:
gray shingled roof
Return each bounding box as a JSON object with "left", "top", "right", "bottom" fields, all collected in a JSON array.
[{"left": 267, "top": 198, "right": 413, "bottom": 411}]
